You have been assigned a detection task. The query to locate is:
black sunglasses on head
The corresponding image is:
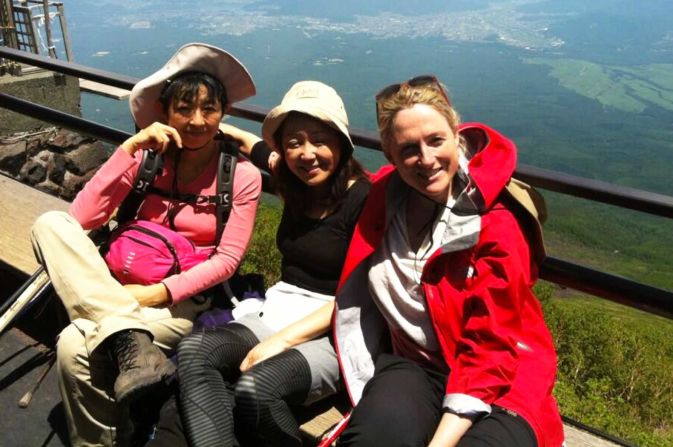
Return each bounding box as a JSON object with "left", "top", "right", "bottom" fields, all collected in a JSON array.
[
  {"left": 374, "top": 75, "right": 451, "bottom": 123},
  {"left": 375, "top": 75, "right": 450, "bottom": 102}
]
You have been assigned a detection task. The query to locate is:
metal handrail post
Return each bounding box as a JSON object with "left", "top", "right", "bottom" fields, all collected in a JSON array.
[{"left": 54, "top": 2, "right": 70, "bottom": 61}]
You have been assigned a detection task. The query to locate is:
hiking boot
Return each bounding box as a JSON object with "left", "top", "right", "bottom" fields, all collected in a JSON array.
[{"left": 108, "top": 330, "right": 176, "bottom": 403}]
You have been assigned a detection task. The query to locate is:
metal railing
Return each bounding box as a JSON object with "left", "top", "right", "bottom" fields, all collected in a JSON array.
[
  {"left": 1, "top": 46, "right": 673, "bottom": 321},
  {"left": 1, "top": 1, "right": 73, "bottom": 60}
]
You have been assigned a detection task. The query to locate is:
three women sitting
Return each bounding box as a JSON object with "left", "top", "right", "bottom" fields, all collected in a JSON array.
[{"left": 34, "top": 40, "right": 563, "bottom": 447}]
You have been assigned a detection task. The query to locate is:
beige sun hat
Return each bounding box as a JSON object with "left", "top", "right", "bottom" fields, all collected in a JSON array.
[
  {"left": 129, "top": 42, "right": 256, "bottom": 129},
  {"left": 261, "top": 80, "right": 354, "bottom": 151}
]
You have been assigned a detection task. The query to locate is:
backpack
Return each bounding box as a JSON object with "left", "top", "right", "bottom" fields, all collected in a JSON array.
[
  {"left": 115, "top": 134, "right": 238, "bottom": 245},
  {"left": 103, "top": 135, "right": 239, "bottom": 285}
]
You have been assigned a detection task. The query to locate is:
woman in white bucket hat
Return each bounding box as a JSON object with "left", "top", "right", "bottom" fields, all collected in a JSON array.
[
  {"left": 30, "top": 43, "right": 261, "bottom": 446},
  {"left": 167, "top": 81, "right": 370, "bottom": 447}
]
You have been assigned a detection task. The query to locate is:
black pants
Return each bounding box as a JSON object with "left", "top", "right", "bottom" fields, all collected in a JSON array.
[
  {"left": 167, "top": 323, "right": 313, "bottom": 447},
  {"left": 337, "top": 354, "right": 538, "bottom": 447}
]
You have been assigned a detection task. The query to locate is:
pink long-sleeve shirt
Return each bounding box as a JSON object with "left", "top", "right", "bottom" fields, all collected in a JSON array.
[{"left": 70, "top": 147, "right": 262, "bottom": 303}]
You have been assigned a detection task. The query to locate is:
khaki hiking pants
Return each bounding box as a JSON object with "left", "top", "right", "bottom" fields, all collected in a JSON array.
[{"left": 31, "top": 211, "right": 210, "bottom": 446}]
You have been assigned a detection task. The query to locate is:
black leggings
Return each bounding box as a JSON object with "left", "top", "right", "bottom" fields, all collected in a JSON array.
[
  {"left": 176, "top": 323, "right": 313, "bottom": 447},
  {"left": 337, "top": 354, "right": 537, "bottom": 447}
]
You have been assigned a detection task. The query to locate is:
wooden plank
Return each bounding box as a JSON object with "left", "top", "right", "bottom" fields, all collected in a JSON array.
[
  {"left": 0, "top": 176, "right": 68, "bottom": 275},
  {"left": 301, "top": 406, "right": 625, "bottom": 447},
  {"left": 79, "top": 79, "right": 131, "bottom": 100},
  {"left": 564, "top": 424, "right": 623, "bottom": 447},
  {"left": 300, "top": 406, "right": 344, "bottom": 443}
]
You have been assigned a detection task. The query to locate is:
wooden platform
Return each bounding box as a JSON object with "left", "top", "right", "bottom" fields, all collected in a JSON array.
[
  {"left": 0, "top": 175, "right": 68, "bottom": 275},
  {"left": 0, "top": 328, "right": 68, "bottom": 447},
  {"left": 0, "top": 324, "right": 626, "bottom": 447},
  {"left": 0, "top": 177, "right": 627, "bottom": 447}
]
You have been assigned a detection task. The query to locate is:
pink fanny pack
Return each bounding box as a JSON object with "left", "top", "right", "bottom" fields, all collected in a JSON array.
[{"left": 104, "top": 220, "right": 209, "bottom": 285}]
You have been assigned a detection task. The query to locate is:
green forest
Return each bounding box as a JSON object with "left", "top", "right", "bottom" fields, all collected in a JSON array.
[{"left": 241, "top": 200, "right": 673, "bottom": 447}]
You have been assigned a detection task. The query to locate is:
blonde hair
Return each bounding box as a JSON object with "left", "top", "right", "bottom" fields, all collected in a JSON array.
[{"left": 377, "top": 82, "right": 462, "bottom": 150}]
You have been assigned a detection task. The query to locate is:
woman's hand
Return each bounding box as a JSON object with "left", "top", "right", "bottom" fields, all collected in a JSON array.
[
  {"left": 239, "top": 335, "right": 291, "bottom": 372},
  {"left": 268, "top": 151, "right": 281, "bottom": 171},
  {"left": 238, "top": 301, "right": 334, "bottom": 372},
  {"left": 428, "top": 412, "right": 474, "bottom": 447},
  {"left": 124, "top": 283, "right": 170, "bottom": 307},
  {"left": 120, "top": 122, "right": 183, "bottom": 156}
]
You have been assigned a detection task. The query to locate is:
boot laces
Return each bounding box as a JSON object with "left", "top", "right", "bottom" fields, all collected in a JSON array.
[{"left": 114, "top": 333, "right": 141, "bottom": 372}]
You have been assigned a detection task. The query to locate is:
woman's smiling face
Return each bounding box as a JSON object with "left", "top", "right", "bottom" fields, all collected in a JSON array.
[
  {"left": 166, "top": 84, "right": 224, "bottom": 150},
  {"left": 385, "top": 103, "right": 460, "bottom": 203},
  {"left": 280, "top": 113, "right": 343, "bottom": 188}
]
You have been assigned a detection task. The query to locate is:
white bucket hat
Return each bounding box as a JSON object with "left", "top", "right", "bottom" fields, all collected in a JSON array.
[
  {"left": 261, "top": 80, "right": 354, "bottom": 151},
  {"left": 129, "top": 42, "right": 256, "bottom": 129}
]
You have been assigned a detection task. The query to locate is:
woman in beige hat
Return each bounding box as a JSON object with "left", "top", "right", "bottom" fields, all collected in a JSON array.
[
  {"left": 30, "top": 43, "right": 261, "bottom": 446},
  {"left": 168, "top": 81, "right": 370, "bottom": 447}
]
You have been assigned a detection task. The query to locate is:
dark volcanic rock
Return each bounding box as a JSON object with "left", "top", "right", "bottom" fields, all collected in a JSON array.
[
  {"left": 62, "top": 171, "right": 93, "bottom": 200},
  {"left": 47, "top": 153, "right": 67, "bottom": 184},
  {"left": 50, "top": 129, "right": 86, "bottom": 149},
  {"left": 1, "top": 128, "right": 108, "bottom": 200},
  {"left": 35, "top": 149, "right": 52, "bottom": 162},
  {"left": 20, "top": 160, "right": 47, "bottom": 184},
  {"left": 36, "top": 179, "right": 61, "bottom": 196},
  {"left": 64, "top": 141, "right": 107, "bottom": 175},
  {"left": 26, "top": 129, "right": 57, "bottom": 155},
  {"left": 0, "top": 140, "right": 27, "bottom": 175}
]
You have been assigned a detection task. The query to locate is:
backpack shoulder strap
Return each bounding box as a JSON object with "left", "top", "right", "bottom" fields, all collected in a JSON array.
[
  {"left": 214, "top": 136, "right": 238, "bottom": 246},
  {"left": 116, "top": 150, "right": 164, "bottom": 225},
  {"left": 115, "top": 139, "right": 236, "bottom": 246}
]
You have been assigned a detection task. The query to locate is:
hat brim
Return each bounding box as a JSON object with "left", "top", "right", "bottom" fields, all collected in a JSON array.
[
  {"left": 130, "top": 43, "right": 255, "bottom": 129},
  {"left": 261, "top": 101, "right": 354, "bottom": 151}
]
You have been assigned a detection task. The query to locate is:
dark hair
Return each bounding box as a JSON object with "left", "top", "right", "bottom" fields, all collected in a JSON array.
[
  {"left": 272, "top": 112, "right": 369, "bottom": 218},
  {"left": 158, "top": 71, "right": 228, "bottom": 113}
]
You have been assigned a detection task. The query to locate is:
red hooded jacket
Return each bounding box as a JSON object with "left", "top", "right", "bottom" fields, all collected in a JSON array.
[{"left": 333, "top": 123, "right": 564, "bottom": 447}]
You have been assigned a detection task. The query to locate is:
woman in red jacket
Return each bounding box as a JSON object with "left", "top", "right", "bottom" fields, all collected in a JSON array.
[{"left": 332, "top": 75, "right": 564, "bottom": 447}]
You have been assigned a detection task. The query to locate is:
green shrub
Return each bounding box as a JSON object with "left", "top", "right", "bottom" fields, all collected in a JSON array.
[
  {"left": 538, "top": 284, "right": 673, "bottom": 446},
  {"left": 238, "top": 200, "right": 282, "bottom": 287}
]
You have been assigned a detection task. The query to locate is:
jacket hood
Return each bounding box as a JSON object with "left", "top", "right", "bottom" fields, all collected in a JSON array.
[
  {"left": 457, "top": 123, "right": 547, "bottom": 262},
  {"left": 373, "top": 122, "right": 547, "bottom": 263},
  {"left": 453, "top": 123, "right": 517, "bottom": 214}
]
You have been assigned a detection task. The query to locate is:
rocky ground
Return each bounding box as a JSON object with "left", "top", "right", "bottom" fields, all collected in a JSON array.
[{"left": 0, "top": 127, "right": 109, "bottom": 201}]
